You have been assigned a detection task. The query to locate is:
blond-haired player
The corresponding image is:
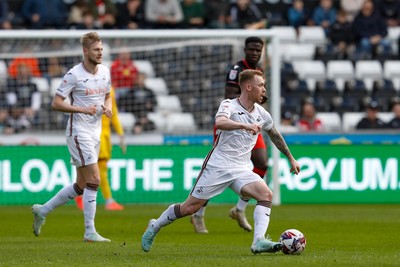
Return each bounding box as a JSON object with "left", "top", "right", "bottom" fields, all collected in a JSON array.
[{"left": 32, "top": 32, "right": 112, "bottom": 242}]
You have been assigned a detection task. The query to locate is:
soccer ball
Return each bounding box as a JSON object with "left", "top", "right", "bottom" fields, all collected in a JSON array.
[{"left": 279, "top": 229, "right": 306, "bottom": 255}]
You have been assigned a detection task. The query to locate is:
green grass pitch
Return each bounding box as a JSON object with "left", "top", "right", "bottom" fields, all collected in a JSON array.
[{"left": 0, "top": 204, "right": 399, "bottom": 266}]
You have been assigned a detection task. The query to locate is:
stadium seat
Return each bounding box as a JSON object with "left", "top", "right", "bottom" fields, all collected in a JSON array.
[
  {"left": 383, "top": 60, "right": 400, "bottom": 91},
  {"left": 156, "top": 95, "right": 182, "bottom": 114},
  {"left": 134, "top": 60, "right": 155, "bottom": 77},
  {"left": 314, "top": 79, "right": 340, "bottom": 112},
  {"left": 326, "top": 60, "right": 355, "bottom": 92},
  {"left": 342, "top": 79, "right": 369, "bottom": 111},
  {"left": 378, "top": 112, "right": 395, "bottom": 124},
  {"left": 371, "top": 79, "right": 397, "bottom": 111},
  {"left": 117, "top": 112, "right": 136, "bottom": 133},
  {"left": 165, "top": 112, "right": 197, "bottom": 133},
  {"left": 50, "top": 77, "right": 63, "bottom": 95},
  {"left": 388, "top": 26, "right": 400, "bottom": 53},
  {"left": 31, "top": 77, "right": 50, "bottom": 93},
  {"left": 144, "top": 77, "right": 169, "bottom": 95},
  {"left": 342, "top": 112, "right": 364, "bottom": 132},
  {"left": 355, "top": 60, "right": 383, "bottom": 92},
  {"left": 147, "top": 112, "right": 167, "bottom": 131},
  {"left": 271, "top": 26, "right": 298, "bottom": 44},
  {"left": 298, "top": 26, "right": 326, "bottom": 45},
  {"left": 316, "top": 112, "right": 342, "bottom": 132},
  {"left": 292, "top": 60, "right": 326, "bottom": 92},
  {"left": 281, "top": 44, "right": 316, "bottom": 61}
]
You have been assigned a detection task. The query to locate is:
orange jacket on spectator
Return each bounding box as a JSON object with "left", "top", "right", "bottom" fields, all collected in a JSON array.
[{"left": 8, "top": 58, "right": 42, "bottom": 78}]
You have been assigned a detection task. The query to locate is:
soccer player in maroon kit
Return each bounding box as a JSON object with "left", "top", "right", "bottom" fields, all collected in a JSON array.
[{"left": 191, "top": 36, "right": 269, "bottom": 233}]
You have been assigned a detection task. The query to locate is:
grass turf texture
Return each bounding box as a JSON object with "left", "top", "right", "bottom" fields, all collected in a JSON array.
[{"left": 0, "top": 204, "right": 398, "bottom": 266}]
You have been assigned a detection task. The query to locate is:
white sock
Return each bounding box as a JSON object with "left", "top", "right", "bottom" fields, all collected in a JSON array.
[
  {"left": 153, "top": 204, "right": 181, "bottom": 232},
  {"left": 40, "top": 184, "right": 78, "bottom": 216},
  {"left": 235, "top": 198, "right": 249, "bottom": 211},
  {"left": 253, "top": 204, "right": 271, "bottom": 245},
  {"left": 194, "top": 206, "right": 206, "bottom": 216},
  {"left": 83, "top": 188, "right": 97, "bottom": 234}
]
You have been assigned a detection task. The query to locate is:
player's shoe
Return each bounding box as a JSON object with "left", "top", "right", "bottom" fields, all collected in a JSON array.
[
  {"left": 141, "top": 219, "right": 158, "bottom": 252},
  {"left": 32, "top": 204, "right": 46, "bottom": 237},
  {"left": 190, "top": 214, "right": 209, "bottom": 234},
  {"left": 105, "top": 200, "right": 124, "bottom": 211},
  {"left": 75, "top": 195, "right": 83, "bottom": 211},
  {"left": 229, "top": 207, "right": 252, "bottom": 232},
  {"left": 250, "top": 238, "right": 283, "bottom": 254},
  {"left": 84, "top": 232, "right": 111, "bottom": 242}
]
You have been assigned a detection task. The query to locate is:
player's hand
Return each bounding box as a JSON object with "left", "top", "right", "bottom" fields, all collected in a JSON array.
[
  {"left": 245, "top": 124, "right": 261, "bottom": 135},
  {"left": 289, "top": 159, "right": 301, "bottom": 175},
  {"left": 119, "top": 135, "right": 127, "bottom": 155},
  {"left": 85, "top": 105, "right": 97, "bottom": 115},
  {"left": 101, "top": 105, "right": 112, "bottom": 118}
]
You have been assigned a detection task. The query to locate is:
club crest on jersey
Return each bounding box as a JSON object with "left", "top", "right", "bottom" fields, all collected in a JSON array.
[{"left": 229, "top": 70, "right": 238, "bottom": 80}]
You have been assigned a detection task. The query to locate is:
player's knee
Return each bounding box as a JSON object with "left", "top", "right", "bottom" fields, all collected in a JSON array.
[{"left": 261, "top": 187, "right": 273, "bottom": 201}]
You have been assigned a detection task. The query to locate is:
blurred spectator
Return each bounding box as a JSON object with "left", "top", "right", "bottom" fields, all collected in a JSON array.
[
  {"left": 145, "top": 0, "right": 183, "bottom": 29},
  {"left": 226, "top": 0, "right": 266, "bottom": 29},
  {"left": 279, "top": 110, "right": 299, "bottom": 133},
  {"left": 287, "top": 0, "right": 310, "bottom": 29},
  {"left": 87, "top": 0, "right": 117, "bottom": 29},
  {"left": 340, "top": 0, "right": 365, "bottom": 22},
  {"left": 67, "top": 0, "right": 88, "bottom": 28},
  {"left": 119, "top": 73, "right": 156, "bottom": 134},
  {"left": 116, "top": 0, "right": 146, "bottom": 29},
  {"left": 181, "top": 0, "right": 205, "bottom": 29},
  {"left": 310, "top": 0, "right": 336, "bottom": 35},
  {"left": 203, "top": 0, "right": 229, "bottom": 29},
  {"left": 110, "top": 49, "right": 139, "bottom": 99},
  {"left": 356, "top": 101, "right": 387, "bottom": 129},
  {"left": 8, "top": 47, "right": 42, "bottom": 79},
  {"left": 377, "top": 0, "right": 400, "bottom": 27},
  {"left": 329, "top": 9, "right": 355, "bottom": 59},
  {"left": 0, "top": 0, "right": 12, "bottom": 29},
  {"left": 21, "top": 0, "right": 68, "bottom": 29},
  {"left": 297, "top": 102, "right": 324, "bottom": 131},
  {"left": 5, "top": 64, "right": 41, "bottom": 134},
  {"left": 73, "top": 10, "right": 100, "bottom": 29},
  {"left": 387, "top": 102, "right": 400, "bottom": 128},
  {"left": 353, "top": 0, "right": 391, "bottom": 57},
  {"left": 44, "top": 57, "right": 67, "bottom": 82}
]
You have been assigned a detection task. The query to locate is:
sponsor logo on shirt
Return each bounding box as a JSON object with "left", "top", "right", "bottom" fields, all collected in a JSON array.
[{"left": 85, "top": 88, "right": 108, "bottom": 96}]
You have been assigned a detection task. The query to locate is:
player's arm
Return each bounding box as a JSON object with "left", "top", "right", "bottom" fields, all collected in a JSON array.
[
  {"left": 215, "top": 115, "right": 260, "bottom": 135},
  {"left": 266, "top": 125, "right": 300, "bottom": 174},
  {"left": 51, "top": 94, "right": 97, "bottom": 115},
  {"left": 101, "top": 92, "right": 112, "bottom": 118}
]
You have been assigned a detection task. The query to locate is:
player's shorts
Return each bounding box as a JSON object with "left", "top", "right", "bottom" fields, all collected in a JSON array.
[
  {"left": 190, "top": 165, "right": 264, "bottom": 200},
  {"left": 214, "top": 125, "right": 266, "bottom": 150},
  {"left": 66, "top": 134, "right": 100, "bottom": 167}
]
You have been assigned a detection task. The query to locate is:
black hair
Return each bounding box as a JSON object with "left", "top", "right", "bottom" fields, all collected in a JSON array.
[{"left": 245, "top": 36, "right": 263, "bottom": 47}]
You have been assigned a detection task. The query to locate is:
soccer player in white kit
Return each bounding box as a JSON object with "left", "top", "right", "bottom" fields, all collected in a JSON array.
[
  {"left": 32, "top": 32, "right": 113, "bottom": 242},
  {"left": 142, "top": 69, "right": 301, "bottom": 254}
]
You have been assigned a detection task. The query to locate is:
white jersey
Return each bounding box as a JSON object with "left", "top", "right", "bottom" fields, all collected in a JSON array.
[
  {"left": 56, "top": 62, "right": 111, "bottom": 138},
  {"left": 208, "top": 98, "right": 273, "bottom": 169}
]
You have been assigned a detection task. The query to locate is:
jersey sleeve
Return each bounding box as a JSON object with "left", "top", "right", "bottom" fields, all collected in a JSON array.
[
  {"left": 215, "top": 99, "right": 233, "bottom": 119},
  {"left": 56, "top": 69, "right": 76, "bottom": 98},
  {"left": 261, "top": 108, "right": 274, "bottom": 131},
  {"left": 225, "top": 64, "right": 241, "bottom": 89}
]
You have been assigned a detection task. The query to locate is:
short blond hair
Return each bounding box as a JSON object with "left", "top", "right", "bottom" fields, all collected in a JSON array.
[
  {"left": 239, "top": 69, "right": 264, "bottom": 86},
  {"left": 80, "top": 32, "right": 101, "bottom": 49}
]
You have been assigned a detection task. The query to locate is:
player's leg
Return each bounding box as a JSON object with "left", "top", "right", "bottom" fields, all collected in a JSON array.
[
  {"left": 99, "top": 158, "right": 124, "bottom": 210},
  {"left": 32, "top": 181, "right": 84, "bottom": 236},
  {"left": 191, "top": 200, "right": 209, "bottom": 233},
  {"left": 240, "top": 180, "right": 281, "bottom": 254},
  {"left": 79, "top": 164, "right": 110, "bottom": 242},
  {"left": 142, "top": 196, "right": 208, "bottom": 252}
]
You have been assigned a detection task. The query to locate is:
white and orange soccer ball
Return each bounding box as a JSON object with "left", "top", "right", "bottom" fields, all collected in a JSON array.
[{"left": 279, "top": 229, "right": 306, "bottom": 255}]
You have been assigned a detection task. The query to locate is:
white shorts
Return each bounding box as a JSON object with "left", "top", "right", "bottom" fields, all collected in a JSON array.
[
  {"left": 190, "top": 166, "right": 263, "bottom": 200},
  {"left": 66, "top": 134, "right": 100, "bottom": 167}
]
